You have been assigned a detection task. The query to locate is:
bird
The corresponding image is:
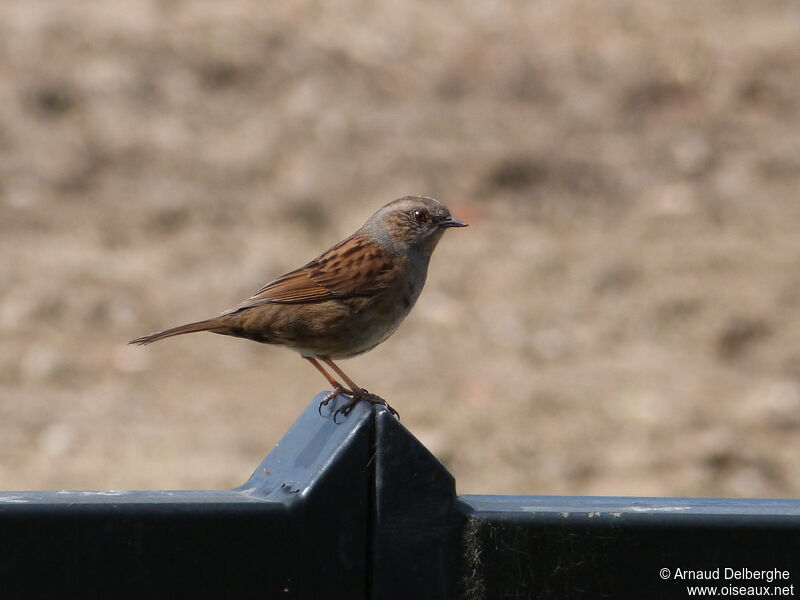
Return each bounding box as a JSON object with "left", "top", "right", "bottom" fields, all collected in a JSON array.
[{"left": 129, "top": 195, "right": 468, "bottom": 419}]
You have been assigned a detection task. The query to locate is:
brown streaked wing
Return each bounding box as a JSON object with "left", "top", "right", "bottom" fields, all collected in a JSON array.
[{"left": 225, "top": 233, "right": 401, "bottom": 312}]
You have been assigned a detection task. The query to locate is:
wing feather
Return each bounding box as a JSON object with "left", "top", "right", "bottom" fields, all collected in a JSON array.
[{"left": 225, "top": 233, "right": 400, "bottom": 313}]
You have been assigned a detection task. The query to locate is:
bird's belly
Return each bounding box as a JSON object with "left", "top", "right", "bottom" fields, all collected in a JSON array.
[
  {"left": 334, "top": 307, "right": 408, "bottom": 358},
  {"left": 290, "top": 288, "right": 420, "bottom": 359}
]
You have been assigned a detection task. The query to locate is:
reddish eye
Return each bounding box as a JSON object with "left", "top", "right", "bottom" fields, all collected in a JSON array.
[{"left": 413, "top": 209, "right": 429, "bottom": 223}]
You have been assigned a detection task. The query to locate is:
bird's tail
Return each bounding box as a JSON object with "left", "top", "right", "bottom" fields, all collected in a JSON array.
[{"left": 128, "top": 317, "right": 227, "bottom": 345}]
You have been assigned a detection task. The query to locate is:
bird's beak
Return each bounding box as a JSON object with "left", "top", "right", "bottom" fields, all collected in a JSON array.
[{"left": 440, "top": 216, "right": 469, "bottom": 228}]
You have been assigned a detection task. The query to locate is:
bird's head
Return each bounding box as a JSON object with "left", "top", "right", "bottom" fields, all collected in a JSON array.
[{"left": 365, "top": 195, "right": 468, "bottom": 257}]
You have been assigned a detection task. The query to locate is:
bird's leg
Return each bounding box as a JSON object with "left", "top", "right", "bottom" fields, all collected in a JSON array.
[
  {"left": 304, "top": 357, "right": 353, "bottom": 415},
  {"left": 321, "top": 358, "right": 399, "bottom": 420}
]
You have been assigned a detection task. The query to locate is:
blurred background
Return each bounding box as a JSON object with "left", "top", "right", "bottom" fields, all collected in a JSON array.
[{"left": 1, "top": 0, "right": 800, "bottom": 497}]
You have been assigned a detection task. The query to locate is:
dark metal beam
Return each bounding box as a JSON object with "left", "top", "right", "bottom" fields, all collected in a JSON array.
[{"left": 459, "top": 495, "right": 800, "bottom": 598}]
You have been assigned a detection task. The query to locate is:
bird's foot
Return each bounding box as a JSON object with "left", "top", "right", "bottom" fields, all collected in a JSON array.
[
  {"left": 318, "top": 383, "right": 353, "bottom": 416},
  {"left": 332, "top": 388, "right": 399, "bottom": 423}
]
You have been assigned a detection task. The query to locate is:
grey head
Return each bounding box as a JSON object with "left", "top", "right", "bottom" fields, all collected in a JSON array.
[{"left": 362, "top": 195, "right": 468, "bottom": 258}]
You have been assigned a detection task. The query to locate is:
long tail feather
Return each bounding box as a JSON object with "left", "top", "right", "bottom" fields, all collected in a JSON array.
[{"left": 128, "top": 318, "right": 227, "bottom": 345}]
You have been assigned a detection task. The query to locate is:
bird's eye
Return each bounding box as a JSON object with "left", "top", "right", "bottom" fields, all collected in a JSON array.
[{"left": 413, "top": 209, "right": 429, "bottom": 223}]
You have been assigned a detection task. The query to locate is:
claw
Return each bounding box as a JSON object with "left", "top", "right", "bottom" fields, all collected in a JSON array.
[
  {"left": 382, "top": 401, "right": 399, "bottom": 419},
  {"left": 368, "top": 394, "right": 399, "bottom": 419},
  {"left": 333, "top": 397, "right": 359, "bottom": 424},
  {"left": 356, "top": 389, "right": 398, "bottom": 419},
  {"left": 318, "top": 384, "right": 353, "bottom": 417}
]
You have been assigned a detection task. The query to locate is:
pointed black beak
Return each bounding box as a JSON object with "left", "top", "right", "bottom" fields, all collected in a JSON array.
[{"left": 440, "top": 215, "right": 469, "bottom": 228}]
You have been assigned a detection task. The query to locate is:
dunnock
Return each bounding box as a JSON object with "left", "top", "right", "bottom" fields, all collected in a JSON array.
[{"left": 129, "top": 196, "right": 467, "bottom": 418}]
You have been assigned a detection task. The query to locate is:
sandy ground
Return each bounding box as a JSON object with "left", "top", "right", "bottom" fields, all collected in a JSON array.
[{"left": 1, "top": 0, "right": 800, "bottom": 498}]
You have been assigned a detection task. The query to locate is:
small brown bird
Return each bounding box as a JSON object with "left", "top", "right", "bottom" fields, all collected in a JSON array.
[{"left": 129, "top": 196, "right": 467, "bottom": 418}]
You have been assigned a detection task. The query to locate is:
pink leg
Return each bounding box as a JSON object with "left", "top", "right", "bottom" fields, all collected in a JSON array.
[{"left": 304, "top": 357, "right": 352, "bottom": 409}]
